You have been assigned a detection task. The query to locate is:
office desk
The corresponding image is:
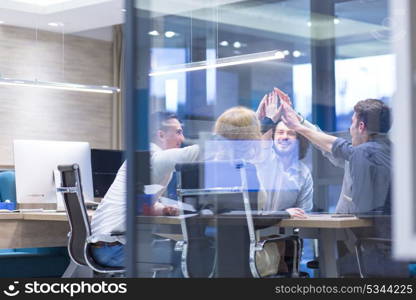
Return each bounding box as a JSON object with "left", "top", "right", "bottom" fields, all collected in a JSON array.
[
  {"left": 3, "top": 212, "right": 370, "bottom": 277},
  {"left": 137, "top": 214, "right": 372, "bottom": 278},
  {"left": 279, "top": 214, "right": 372, "bottom": 278},
  {"left": 138, "top": 213, "right": 290, "bottom": 277},
  {"left": 0, "top": 212, "right": 69, "bottom": 249},
  {"left": 0, "top": 211, "right": 93, "bottom": 277}
]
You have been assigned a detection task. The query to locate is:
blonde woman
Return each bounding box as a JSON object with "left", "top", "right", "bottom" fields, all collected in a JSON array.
[
  {"left": 209, "top": 106, "right": 288, "bottom": 276},
  {"left": 207, "top": 106, "right": 267, "bottom": 210}
]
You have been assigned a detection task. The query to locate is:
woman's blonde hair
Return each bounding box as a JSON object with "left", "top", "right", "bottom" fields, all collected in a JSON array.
[{"left": 214, "top": 106, "right": 261, "bottom": 140}]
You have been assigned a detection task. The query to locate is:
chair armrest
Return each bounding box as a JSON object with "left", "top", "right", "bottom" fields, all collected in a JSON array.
[
  {"left": 358, "top": 237, "right": 391, "bottom": 243},
  {"left": 153, "top": 233, "right": 183, "bottom": 241},
  {"left": 257, "top": 234, "right": 299, "bottom": 249}
]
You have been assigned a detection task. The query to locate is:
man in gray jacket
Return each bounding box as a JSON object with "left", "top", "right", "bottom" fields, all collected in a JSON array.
[
  {"left": 279, "top": 94, "right": 409, "bottom": 276},
  {"left": 269, "top": 88, "right": 390, "bottom": 214},
  {"left": 281, "top": 98, "right": 391, "bottom": 214}
]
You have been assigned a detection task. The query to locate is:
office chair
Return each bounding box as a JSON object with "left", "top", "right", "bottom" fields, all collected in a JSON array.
[
  {"left": 174, "top": 160, "right": 300, "bottom": 278},
  {"left": 353, "top": 215, "right": 409, "bottom": 278},
  {"left": 57, "top": 164, "right": 125, "bottom": 277},
  {"left": 0, "top": 170, "right": 17, "bottom": 203}
]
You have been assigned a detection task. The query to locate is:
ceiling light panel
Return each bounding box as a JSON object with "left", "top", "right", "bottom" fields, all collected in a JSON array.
[{"left": 11, "top": 0, "right": 74, "bottom": 6}]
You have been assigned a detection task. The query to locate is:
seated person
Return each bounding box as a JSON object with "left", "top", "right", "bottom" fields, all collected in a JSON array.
[
  {"left": 279, "top": 90, "right": 409, "bottom": 276},
  {"left": 256, "top": 91, "right": 313, "bottom": 274},
  {"left": 90, "top": 112, "right": 199, "bottom": 268},
  {"left": 275, "top": 87, "right": 391, "bottom": 214},
  {"left": 256, "top": 91, "right": 313, "bottom": 217},
  {"left": 206, "top": 106, "right": 268, "bottom": 206}
]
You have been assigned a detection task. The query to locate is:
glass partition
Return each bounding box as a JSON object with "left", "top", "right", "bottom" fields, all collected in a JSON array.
[{"left": 126, "top": 0, "right": 407, "bottom": 278}]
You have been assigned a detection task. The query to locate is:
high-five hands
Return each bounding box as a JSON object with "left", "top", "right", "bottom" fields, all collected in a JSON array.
[
  {"left": 273, "top": 87, "right": 292, "bottom": 106},
  {"left": 265, "top": 91, "right": 282, "bottom": 123},
  {"left": 256, "top": 93, "right": 268, "bottom": 120},
  {"left": 256, "top": 90, "right": 282, "bottom": 122},
  {"left": 281, "top": 102, "right": 302, "bottom": 131},
  {"left": 257, "top": 87, "right": 304, "bottom": 130}
]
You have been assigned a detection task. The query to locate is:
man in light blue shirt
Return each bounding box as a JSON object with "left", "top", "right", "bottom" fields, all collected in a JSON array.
[
  {"left": 257, "top": 120, "right": 313, "bottom": 214},
  {"left": 256, "top": 91, "right": 313, "bottom": 218}
]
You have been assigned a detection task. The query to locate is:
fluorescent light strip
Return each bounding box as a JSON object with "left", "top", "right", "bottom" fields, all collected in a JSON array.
[
  {"left": 0, "top": 78, "right": 120, "bottom": 94},
  {"left": 149, "top": 50, "right": 285, "bottom": 77},
  {"left": 12, "top": 0, "right": 73, "bottom": 6}
]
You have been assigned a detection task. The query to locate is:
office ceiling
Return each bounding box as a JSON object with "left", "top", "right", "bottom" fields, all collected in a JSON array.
[
  {"left": 0, "top": 0, "right": 124, "bottom": 40},
  {"left": 0, "top": 0, "right": 390, "bottom": 58},
  {"left": 0, "top": 0, "right": 244, "bottom": 36}
]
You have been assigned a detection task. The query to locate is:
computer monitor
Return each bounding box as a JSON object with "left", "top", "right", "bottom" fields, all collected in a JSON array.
[
  {"left": 13, "top": 140, "right": 94, "bottom": 205},
  {"left": 175, "top": 161, "right": 259, "bottom": 213},
  {"left": 91, "top": 149, "right": 124, "bottom": 198}
]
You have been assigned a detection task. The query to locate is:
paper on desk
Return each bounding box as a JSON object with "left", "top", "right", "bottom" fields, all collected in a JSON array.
[
  {"left": 223, "top": 210, "right": 283, "bottom": 216},
  {"left": 159, "top": 196, "right": 196, "bottom": 212},
  {"left": 143, "top": 185, "right": 196, "bottom": 212},
  {"left": 144, "top": 184, "right": 164, "bottom": 195}
]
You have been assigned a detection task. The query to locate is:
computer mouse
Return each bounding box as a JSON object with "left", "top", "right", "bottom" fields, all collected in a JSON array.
[{"left": 200, "top": 209, "right": 214, "bottom": 215}]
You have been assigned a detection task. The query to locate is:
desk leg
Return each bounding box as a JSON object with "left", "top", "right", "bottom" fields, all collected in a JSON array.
[
  {"left": 318, "top": 229, "right": 339, "bottom": 278},
  {"left": 62, "top": 262, "right": 93, "bottom": 278}
]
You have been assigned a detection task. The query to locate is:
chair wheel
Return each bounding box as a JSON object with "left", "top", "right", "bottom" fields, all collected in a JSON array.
[{"left": 299, "top": 271, "right": 310, "bottom": 278}]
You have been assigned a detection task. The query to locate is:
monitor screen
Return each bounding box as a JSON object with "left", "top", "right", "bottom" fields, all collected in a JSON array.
[
  {"left": 91, "top": 149, "right": 124, "bottom": 198},
  {"left": 176, "top": 161, "right": 259, "bottom": 213},
  {"left": 13, "top": 140, "right": 94, "bottom": 204}
]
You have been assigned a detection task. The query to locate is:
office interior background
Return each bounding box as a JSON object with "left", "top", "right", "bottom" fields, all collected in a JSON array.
[{"left": 0, "top": 0, "right": 415, "bottom": 278}]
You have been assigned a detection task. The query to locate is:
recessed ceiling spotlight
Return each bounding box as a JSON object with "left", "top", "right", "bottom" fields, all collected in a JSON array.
[
  {"left": 148, "top": 30, "right": 160, "bottom": 36},
  {"left": 334, "top": 17, "right": 340, "bottom": 25},
  {"left": 121, "top": 9, "right": 127, "bottom": 13},
  {"left": 283, "top": 50, "right": 290, "bottom": 56},
  {"left": 233, "top": 41, "right": 241, "bottom": 49},
  {"left": 293, "top": 50, "right": 302, "bottom": 58},
  {"left": 165, "top": 31, "right": 176, "bottom": 38},
  {"left": 48, "top": 22, "right": 64, "bottom": 27},
  {"left": 307, "top": 21, "right": 312, "bottom": 27},
  {"left": 220, "top": 40, "right": 229, "bottom": 47}
]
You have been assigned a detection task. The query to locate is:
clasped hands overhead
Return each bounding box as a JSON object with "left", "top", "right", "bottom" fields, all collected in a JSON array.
[{"left": 256, "top": 87, "right": 303, "bottom": 131}]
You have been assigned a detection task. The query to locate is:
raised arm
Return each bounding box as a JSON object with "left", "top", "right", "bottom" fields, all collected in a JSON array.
[{"left": 281, "top": 103, "right": 336, "bottom": 153}]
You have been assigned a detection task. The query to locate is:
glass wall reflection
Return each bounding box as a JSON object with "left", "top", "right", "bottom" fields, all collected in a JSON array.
[{"left": 128, "top": 0, "right": 408, "bottom": 278}]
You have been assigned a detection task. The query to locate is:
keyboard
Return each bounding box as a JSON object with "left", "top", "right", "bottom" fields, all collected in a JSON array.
[{"left": 221, "top": 210, "right": 289, "bottom": 217}]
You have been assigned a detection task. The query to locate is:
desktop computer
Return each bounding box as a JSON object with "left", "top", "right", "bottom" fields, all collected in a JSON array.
[
  {"left": 90, "top": 149, "right": 124, "bottom": 198},
  {"left": 13, "top": 140, "right": 94, "bottom": 210}
]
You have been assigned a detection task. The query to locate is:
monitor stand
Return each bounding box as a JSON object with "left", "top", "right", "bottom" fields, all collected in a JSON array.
[{"left": 54, "top": 169, "right": 66, "bottom": 212}]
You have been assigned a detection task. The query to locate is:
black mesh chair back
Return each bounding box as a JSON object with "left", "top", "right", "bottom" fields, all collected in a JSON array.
[
  {"left": 175, "top": 160, "right": 292, "bottom": 278},
  {"left": 58, "top": 164, "right": 90, "bottom": 266},
  {"left": 58, "top": 164, "right": 124, "bottom": 274},
  {"left": 354, "top": 214, "right": 409, "bottom": 277}
]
